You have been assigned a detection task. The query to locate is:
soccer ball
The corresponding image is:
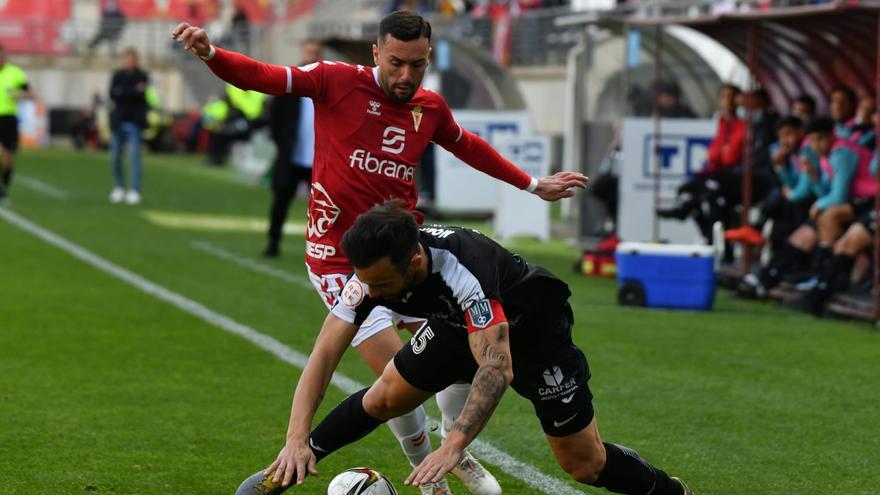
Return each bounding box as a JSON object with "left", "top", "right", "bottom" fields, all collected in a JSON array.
[{"left": 327, "top": 468, "right": 397, "bottom": 495}]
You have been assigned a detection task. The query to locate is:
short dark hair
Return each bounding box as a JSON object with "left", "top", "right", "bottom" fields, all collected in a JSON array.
[
  {"left": 378, "top": 10, "right": 432, "bottom": 43},
  {"left": 776, "top": 116, "right": 803, "bottom": 132},
  {"left": 720, "top": 83, "right": 741, "bottom": 96},
  {"left": 805, "top": 116, "right": 835, "bottom": 135},
  {"left": 830, "top": 85, "right": 857, "bottom": 109},
  {"left": 751, "top": 88, "right": 771, "bottom": 106},
  {"left": 341, "top": 200, "right": 420, "bottom": 272},
  {"left": 794, "top": 94, "right": 816, "bottom": 112}
]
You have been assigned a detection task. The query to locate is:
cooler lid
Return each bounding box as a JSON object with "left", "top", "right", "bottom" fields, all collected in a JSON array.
[{"left": 616, "top": 242, "right": 715, "bottom": 257}]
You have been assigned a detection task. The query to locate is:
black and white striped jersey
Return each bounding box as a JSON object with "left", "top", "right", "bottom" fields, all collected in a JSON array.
[{"left": 330, "top": 226, "right": 570, "bottom": 334}]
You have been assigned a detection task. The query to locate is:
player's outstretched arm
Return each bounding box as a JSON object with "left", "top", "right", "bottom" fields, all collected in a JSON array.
[
  {"left": 265, "top": 313, "right": 358, "bottom": 487},
  {"left": 405, "top": 322, "right": 512, "bottom": 487},
  {"left": 438, "top": 125, "right": 588, "bottom": 201},
  {"left": 171, "top": 22, "right": 291, "bottom": 96},
  {"left": 534, "top": 171, "right": 590, "bottom": 201},
  {"left": 171, "top": 22, "right": 213, "bottom": 59}
]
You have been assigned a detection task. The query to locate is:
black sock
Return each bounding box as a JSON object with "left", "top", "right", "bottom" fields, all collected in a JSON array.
[
  {"left": 760, "top": 243, "right": 811, "bottom": 288},
  {"left": 805, "top": 254, "right": 855, "bottom": 315},
  {"left": 812, "top": 245, "right": 833, "bottom": 272},
  {"left": 2, "top": 168, "right": 11, "bottom": 187},
  {"left": 822, "top": 254, "right": 855, "bottom": 293},
  {"left": 593, "top": 443, "right": 683, "bottom": 495},
  {"left": 308, "top": 388, "right": 384, "bottom": 463}
]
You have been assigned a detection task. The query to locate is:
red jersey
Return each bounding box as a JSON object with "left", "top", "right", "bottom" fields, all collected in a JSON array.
[
  {"left": 705, "top": 115, "right": 746, "bottom": 174},
  {"left": 204, "top": 48, "right": 532, "bottom": 275}
]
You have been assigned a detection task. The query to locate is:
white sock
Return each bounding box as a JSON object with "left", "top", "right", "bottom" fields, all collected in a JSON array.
[
  {"left": 436, "top": 383, "right": 471, "bottom": 440},
  {"left": 386, "top": 405, "right": 432, "bottom": 466}
]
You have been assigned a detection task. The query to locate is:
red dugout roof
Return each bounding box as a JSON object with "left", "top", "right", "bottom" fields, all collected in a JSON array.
[{"left": 629, "top": 2, "right": 880, "bottom": 112}]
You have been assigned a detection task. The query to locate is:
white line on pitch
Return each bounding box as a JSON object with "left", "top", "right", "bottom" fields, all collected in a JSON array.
[
  {"left": 0, "top": 208, "right": 589, "bottom": 495},
  {"left": 16, "top": 175, "right": 69, "bottom": 200},
  {"left": 191, "top": 241, "right": 313, "bottom": 289}
]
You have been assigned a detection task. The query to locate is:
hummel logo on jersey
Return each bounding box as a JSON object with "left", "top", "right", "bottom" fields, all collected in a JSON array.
[
  {"left": 381, "top": 126, "right": 406, "bottom": 154},
  {"left": 468, "top": 299, "right": 494, "bottom": 329},
  {"left": 368, "top": 100, "right": 381, "bottom": 116},
  {"left": 543, "top": 366, "right": 564, "bottom": 387}
]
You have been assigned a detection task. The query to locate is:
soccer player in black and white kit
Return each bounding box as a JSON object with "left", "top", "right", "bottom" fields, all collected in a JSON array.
[{"left": 250, "top": 201, "right": 693, "bottom": 495}]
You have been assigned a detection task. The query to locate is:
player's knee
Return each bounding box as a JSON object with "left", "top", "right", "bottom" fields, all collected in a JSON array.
[
  {"left": 362, "top": 383, "right": 409, "bottom": 421},
  {"left": 559, "top": 444, "right": 606, "bottom": 485}
]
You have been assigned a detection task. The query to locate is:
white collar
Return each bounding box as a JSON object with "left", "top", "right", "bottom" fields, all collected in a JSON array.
[{"left": 372, "top": 66, "right": 381, "bottom": 88}]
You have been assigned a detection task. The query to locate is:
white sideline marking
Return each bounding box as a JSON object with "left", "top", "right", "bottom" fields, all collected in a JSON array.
[
  {"left": 0, "top": 208, "right": 589, "bottom": 495},
  {"left": 191, "top": 241, "right": 313, "bottom": 289},
  {"left": 16, "top": 175, "right": 69, "bottom": 200}
]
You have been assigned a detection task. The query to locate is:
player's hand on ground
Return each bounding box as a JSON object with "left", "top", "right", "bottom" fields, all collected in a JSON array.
[
  {"left": 535, "top": 171, "right": 589, "bottom": 201},
  {"left": 264, "top": 441, "right": 318, "bottom": 487},
  {"left": 405, "top": 444, "right": 462, "bottom": 487},
  {"left": 170, "top": 23, "right": 213, "bottom": 59}
]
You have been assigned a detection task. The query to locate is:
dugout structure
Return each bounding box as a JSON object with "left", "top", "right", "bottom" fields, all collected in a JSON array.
[{"left": 628, "top": 1, "right": 880, "bottom": 322}]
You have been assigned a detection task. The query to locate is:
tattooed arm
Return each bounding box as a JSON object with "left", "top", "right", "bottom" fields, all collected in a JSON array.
[{"left": 405, "top": 322, "right": 513, "bottom": 486}]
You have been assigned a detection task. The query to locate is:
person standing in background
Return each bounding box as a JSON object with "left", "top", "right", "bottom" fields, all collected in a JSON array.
[
  {"left": 108, "top": 47, "right": 150, "bottom": 205},
  {"left": 0, "top": 43, "right": 32, "bottom": 206},
  {"left": 263, "top": 39, "right": 323, "bottom": 258}
]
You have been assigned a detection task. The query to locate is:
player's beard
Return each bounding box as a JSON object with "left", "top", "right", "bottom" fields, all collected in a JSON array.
[{"left": 387, "top": 82, "right": 416, "bottom": 103}]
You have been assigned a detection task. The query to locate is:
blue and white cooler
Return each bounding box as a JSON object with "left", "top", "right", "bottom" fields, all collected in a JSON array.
[{"left": 615, "top": 242, "right": 717, "bottom": 310}]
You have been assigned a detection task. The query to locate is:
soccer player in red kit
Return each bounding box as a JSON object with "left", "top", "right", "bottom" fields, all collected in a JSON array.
[{"left": 173, "top": 11, "right": 587, "bottom": 494}]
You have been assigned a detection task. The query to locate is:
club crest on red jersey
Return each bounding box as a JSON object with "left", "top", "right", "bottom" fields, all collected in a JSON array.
[{"left": 411, "top": 105, "right": 423, "bottom": 132}]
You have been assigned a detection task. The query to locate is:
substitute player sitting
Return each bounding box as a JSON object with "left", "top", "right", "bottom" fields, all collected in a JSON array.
[{"left": 249, "top": 201, "right": 693, "bottom": 495}]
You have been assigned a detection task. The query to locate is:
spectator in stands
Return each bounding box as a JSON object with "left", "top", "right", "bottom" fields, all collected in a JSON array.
[
  {"left": 89, "top": 0, "right": 126, "bottom": 54},
  {"left": 657, "top": 84, "right": 745, "bottom": 245},
  {"left": 201, "top": 92, "right": 231, "bottom": 165},
  {"left": 655, "top": 81, "right": 696, "bottom": 118},
  {"left": 0, "top": 43, "right": 32, "bottom": 206},
  {"left": 725, "top": 116, "right": 814, "bottom": 249},
  {"left": 263, "top": 39, "right": 323, "bottom": 258},
  {"left": 739, "top": 117, "right": 863, "bottom": 298},
  {"left": 108, "top": 47, "right": 150, "bottom": 205},
  {"left": 829, "top": 85, "right": 857, "bottom": 139},
  {"left": 792, "top": 94, "right": 816, "bottom": 124},
  {"left": 204, "top": 84, "right": 267, "bottom": 166},
  {"left": 626, "top": 84, "right": 653, "bottom": 117},
  {"left": 229, "top": 7, "right": 251, "bottom": 52}
]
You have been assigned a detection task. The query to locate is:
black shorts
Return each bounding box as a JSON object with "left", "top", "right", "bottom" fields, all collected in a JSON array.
[
  {"left": 0, "top": 115, "right": 19, "bottom": 152},
  {"left": 852, "top": 197, "right": 875, "bottom": 219},
  {"left": 857, "top": 208, "right": 877, "bottom": 235},
  {"left": 393, "top": 304, "right": 594, "bottom": 437}
]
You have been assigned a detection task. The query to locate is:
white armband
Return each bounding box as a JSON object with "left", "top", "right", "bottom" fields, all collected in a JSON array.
[
  {"left": 199, "top": 45, "right": 216, "bottom": 61},
  {"left": 526, "top": 177, "right": 539, "bottom": 193}
]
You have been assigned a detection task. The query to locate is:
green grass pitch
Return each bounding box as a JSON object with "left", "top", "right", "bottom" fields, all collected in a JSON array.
[{"left": 1, "top": 149, "right": 878, "bottom": 494}]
